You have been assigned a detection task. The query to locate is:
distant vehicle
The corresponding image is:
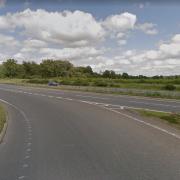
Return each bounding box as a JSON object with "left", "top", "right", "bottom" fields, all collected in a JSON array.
[{"left": 48, "top": 81, "right": 59, "bottom": 86}]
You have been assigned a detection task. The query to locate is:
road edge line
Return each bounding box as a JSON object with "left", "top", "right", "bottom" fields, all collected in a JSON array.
[{"left": 0, "top": 105, "right": 8, "bottom": 144}]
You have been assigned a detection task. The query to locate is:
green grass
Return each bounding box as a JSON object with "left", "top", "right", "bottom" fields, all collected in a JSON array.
[
  {"left": 137, "top": 109, "right": 180, "bottom": 126},
  {"left": 0, "top": 78, "right": 180, "bottom": 100},
  {"left": 0, "top": 104, "right": 6, "bottom": 133}
]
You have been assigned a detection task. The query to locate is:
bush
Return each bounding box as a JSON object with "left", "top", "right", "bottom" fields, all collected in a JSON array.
[
  {"left": 163, "top": 84, "right": 176, "bottom": 91},
  {"left": 26, "top": 79, "right": 49, "bottom": 84},
  {"left": 93, "top": 80, "right": 108, "bottom": 87},
  {"left": 72, "top": 79, "right": 89, "bottom": 86}
]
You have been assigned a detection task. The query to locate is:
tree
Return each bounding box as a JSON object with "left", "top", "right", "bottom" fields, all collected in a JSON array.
[
  {"left": 3, "top": 59, "right": 19, "bottom": 78},
  {"left": 40, "top": 60, "right": 74, "bottom": 78},
  {"left": 102, "top": 70, "right": 116, "bottom": 78},
  {"left": 102, "top": 70, "right": 111, "bottom": 78},
  {"left": 22, "top": 61, "right": 40, "bottom": 77},
  {"left": 122, "top": 72, "right": 129, "bottom": 79}
]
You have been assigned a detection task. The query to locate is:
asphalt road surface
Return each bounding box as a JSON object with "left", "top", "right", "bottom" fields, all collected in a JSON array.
[{"left": 0, "top": 84, "right": 180, "bottom": 180}]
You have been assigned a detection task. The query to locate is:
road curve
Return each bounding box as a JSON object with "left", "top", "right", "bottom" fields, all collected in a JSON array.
[{"left": 0, "top": 84, "right": 180, "bottom": 180}]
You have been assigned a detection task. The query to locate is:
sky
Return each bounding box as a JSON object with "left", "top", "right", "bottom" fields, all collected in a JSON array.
[{"left": 0, "top": 0, "right": 180, "bottom": 76}]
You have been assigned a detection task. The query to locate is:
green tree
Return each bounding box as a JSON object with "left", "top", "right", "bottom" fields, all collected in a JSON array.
[
  {"left": 3, "top": 59, "right": 19, "bottom": 78},
  {"left": 122, "top": 72, "right": 129, "bottom": 79},
  {"left": 22, "top": 61, "right": 40, "bottom": 77}
]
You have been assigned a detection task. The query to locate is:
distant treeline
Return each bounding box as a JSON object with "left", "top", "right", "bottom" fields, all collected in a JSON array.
[{"left": 0, "top": 59, "right": 179, "bottom": 79}]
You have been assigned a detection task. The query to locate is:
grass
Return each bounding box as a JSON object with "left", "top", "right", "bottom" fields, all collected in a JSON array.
[
  {"left": 137, "top": 109, "right": 180, "bottom": 127},
  {"left": 0, "top": 78, "right": 180, "bottom": 100},
  {"left": 0, "top": 104, "right": 6, "bottom": 134}
]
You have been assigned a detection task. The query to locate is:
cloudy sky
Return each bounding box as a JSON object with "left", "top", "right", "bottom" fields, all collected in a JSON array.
[{"left": 0, "top": 0, "right": 180, "bottom": 76}]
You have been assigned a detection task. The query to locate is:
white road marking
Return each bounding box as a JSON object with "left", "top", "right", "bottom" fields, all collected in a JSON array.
[
  {"left": 22, "top": 164, "right": 29, "bottom": 168},
  {"left": 105, "top": 107, "right": 180, "bottom": 140},
  {"left": 56, "top": 96, "right": 63, "bottom": 99},
  {"left": 1, "top": 87, "right": 179, "bottom": 141},
  {"left": 81, "top": 100, "right": 180, "bottom": 140},
  {"left": 65, "top": 98, "right": 73, "bottom": 101},
  {"left": 76, "top": 94, "right": 109, "bottom": 100},
  {"left": 26, "top": 148, "right": 31, "bottom": 152},
  {"left": 48, "top": 95, "right": 54, "bottom": 98},
  {"left": 24, "top": 155, "right": 30, "bottom": 159},
  {"left": 130, "top": 100, "right": 180, "bottom": 108},
  {"left": 18, "top": 176, "right": 25, "bottom": 179}
]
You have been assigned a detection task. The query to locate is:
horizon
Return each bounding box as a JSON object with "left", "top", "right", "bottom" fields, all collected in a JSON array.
[{"left": 0, "top": 0, "right": 180, "bottom": 76}]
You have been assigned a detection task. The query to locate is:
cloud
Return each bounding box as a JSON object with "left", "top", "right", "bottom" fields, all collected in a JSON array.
[
  {"left": 39, "top": 47, "right": 104, "bottom": 60},
  {"left": 136, "top": 23, "right": 158, "bottom": 35},
  {"left": 103, "top": 12, "right": 136, "bottom": 44},
  {"left": 103, "top": 12, "right": 137, "bottom": 31},
  {"left": 0, "top": 9, "right": 137, "bottom": 47},
  {"left": 20, "top": 39, "right": 47, "bottom": 53},
  {"left": 0, "top": 0, "right": 6, "bottom": 8},
  {"left": 0, "top": 9, "right": 105, "bottom": 47},
  {"left": 0, "top": 8, "right": 179, "bottom": 76},
  {"left": 0, "top": 34, "right": 20, "bottom": 48}
]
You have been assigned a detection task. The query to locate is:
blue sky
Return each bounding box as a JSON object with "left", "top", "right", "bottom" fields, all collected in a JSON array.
[{"left": 0, "top": 0, "right": 180, "bottom": 75}]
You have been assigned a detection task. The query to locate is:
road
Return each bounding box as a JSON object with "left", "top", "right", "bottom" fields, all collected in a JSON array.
[{"left": 0, "top": 84, "right": 180, "bottom": 180}]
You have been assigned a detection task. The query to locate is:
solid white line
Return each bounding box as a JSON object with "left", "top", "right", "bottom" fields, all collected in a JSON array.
[
  {"left": 76, "top": 94, "right": 109, "bottom": 100},
  {"left": 79, "top": 100, "right": 173, "bottom": 113},
  {"left": 80, "top": 100, "right": 180, "bottom": 140},
  {"left": 130, "top": 100, "right": 180, "bottom": 108},
  {"left": 104, "top": 107, "right": 180, "bottom": 140}
]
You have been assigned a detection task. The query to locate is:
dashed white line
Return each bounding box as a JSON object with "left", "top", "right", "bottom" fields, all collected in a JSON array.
[
  {"left": 18, "top": 176, "right": 25, "bottom": 179},
  {"left": 48, "top": 95, "right": 54, "bottom": 98},
  {"left": 22, "top": 164, "right": 29, "bottom": 168},
  {"left": 24, "top": 155, "right": 30, "bottom": 159},
  {"left": 26, "top": 148, "right": 31, "bottom": 152}
]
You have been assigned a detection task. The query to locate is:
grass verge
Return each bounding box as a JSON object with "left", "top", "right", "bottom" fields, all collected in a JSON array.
[
  {"left": 0, "top": 78, "right": 180, "bottom": 100},
  {"left": 0, "top": 104, "right": 6, "bottom": 134},
  {"left": 137, "top": 109, "right": 180, "bottom": 128}
]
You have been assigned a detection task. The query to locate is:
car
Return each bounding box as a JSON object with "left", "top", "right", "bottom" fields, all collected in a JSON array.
[{"left": 48, "top": 81, "right": 59, "bottom": 86}]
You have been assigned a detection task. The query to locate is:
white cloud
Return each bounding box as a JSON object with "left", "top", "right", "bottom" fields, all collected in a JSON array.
[
  {"left": 0, "top": 34, "right": 20, "bottom": 48},
  {"left": 20, "top": 39, "right": 47, "bottom": 53},
  {"left": 0, "top": 9, "right": 105, "bottom": 47},
  {"left": 137, "top": 23, "right": 158, "bottom": 35},
  {"left": 0, "top": 9, "right": 179, "bottom": 76},
  {"left": 103, "top": 12, "right": 137, "bottom": 31},
  {"left": 40, "top": 47, "right": 104, "bottom": 60}
]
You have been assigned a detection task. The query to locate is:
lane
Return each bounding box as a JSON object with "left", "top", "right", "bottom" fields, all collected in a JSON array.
[
  {"left": 0, "top": 84, "right": 179, "bottom": 112},
  {"left": 0, "top": 84, "right": 180, "bottom": 179}
]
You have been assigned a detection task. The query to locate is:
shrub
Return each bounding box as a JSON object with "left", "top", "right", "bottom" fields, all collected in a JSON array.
[
  {"left": 93, "top": 80, "right": 108, "bottom": 87},
  {"left": 72, "top": 79, "right": 89, "bottom": 86},
  {"left": 26, "top": 79, "right": 49, "bottom": 84},
  {"left": 163, "top": 84, "right": 176, "bottom": 91}
]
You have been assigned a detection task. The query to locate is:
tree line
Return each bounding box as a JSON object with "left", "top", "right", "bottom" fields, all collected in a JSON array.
[{"left": 0, "top": 59, "right": 179, "bottom": 79}]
